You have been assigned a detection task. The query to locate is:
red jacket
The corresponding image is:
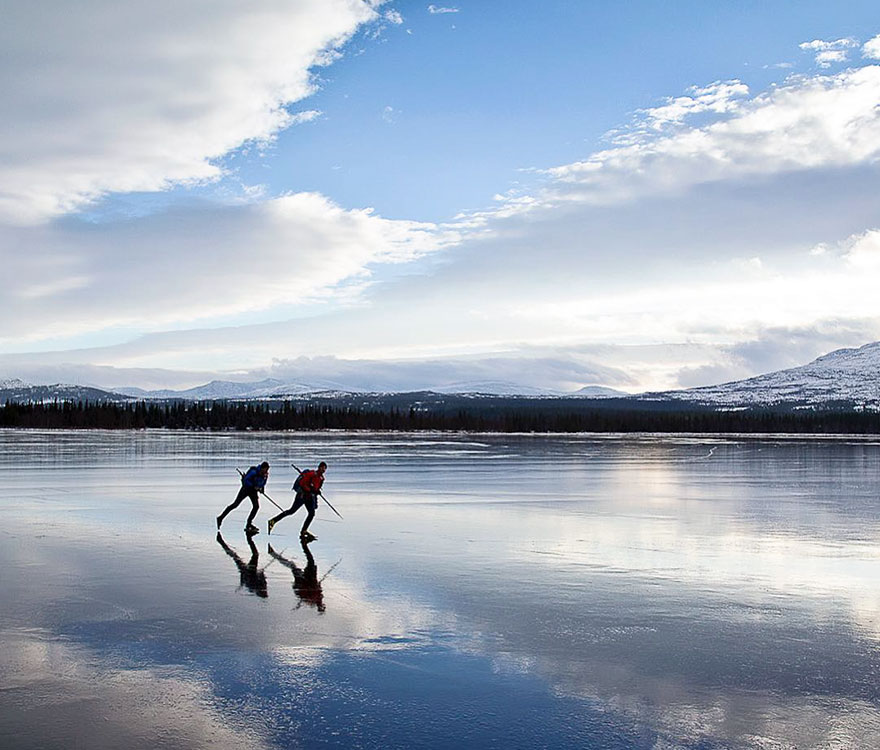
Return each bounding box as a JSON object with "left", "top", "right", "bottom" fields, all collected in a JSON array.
[{"left": 298, "top": 469, "right": 324, "bottom": 494}]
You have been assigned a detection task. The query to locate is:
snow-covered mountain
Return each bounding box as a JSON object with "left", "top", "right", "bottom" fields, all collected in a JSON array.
[
  {"left": 7, "top": 341, "right": 880, "bottom": 410},
  {"left": 573, "top": 385, "right": 628, "bottom": 398},
  {"left": 648, "top": 342, "right": 880, "bottom": 410},
  {"left": 0, "top": 380, "right": 132, "bottom": 404},
  {"left": 0, "top": 378, "right": 30, "bottom": 390},
  {"left": 115, "top": 378, "right": 363, "bottom": 400},
  {"left": 116, "top": 378, "right": 287, "bottom": 400},
  {"left": 428, "top": 380, "right": 560, "bottom": 396},
  {"left": 115, "top": 378, "right": 562, "bottom": 399}
]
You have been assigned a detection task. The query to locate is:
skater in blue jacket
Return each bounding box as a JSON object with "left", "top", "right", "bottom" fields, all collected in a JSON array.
[{"left": 217, "top": 461, "right": 269, "bottom": 535}]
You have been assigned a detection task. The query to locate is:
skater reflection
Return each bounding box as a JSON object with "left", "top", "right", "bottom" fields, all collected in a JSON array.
[
  {"left": 268, "top": 540, "right": 326, "bottom": 613},
  {"left": 216, "top": 531, "right": 268, "bottom": 599}
]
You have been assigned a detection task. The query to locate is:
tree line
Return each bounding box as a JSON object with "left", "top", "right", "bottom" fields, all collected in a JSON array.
[{"left": 3, "top": 399, "right": 880, "bottom": 433}]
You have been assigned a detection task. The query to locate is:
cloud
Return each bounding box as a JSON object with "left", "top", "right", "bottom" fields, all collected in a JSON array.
[
  {"left": 864, "top": 34, "right": 880, "bottom": 60},
  {"left": 0, "top": 0, "right": 382, "bottom": 224},
  {"left": 630, "top": 80, "right": 750, "bottom": 132},
  {"left": 542, "top": 65, "right": 880, "bottom": 207},
  {"left": 288, "top": 109, "right": 323, "bottom": 125},
  {"left": 842, "top": 228, "right": 880, "bottom": 269},
  {"left": 7, "top": 42, "right": 880, "bottom": 393},
  {"left": 0, "top": 193, "right": 459, "bottom": 345},
  {"left": 800, "top": 37, "right": 859, "bottom": 67},
  {"left": 428, "top": 5, "right": 459, "bottom": 14}
]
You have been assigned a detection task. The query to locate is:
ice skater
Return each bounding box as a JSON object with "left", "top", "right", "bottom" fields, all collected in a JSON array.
[
  {"left": 217, "top": 461, "right": 270, "bottom": 535},
  {"left": 267, "top": 461, "right": 326, "bottom": 540}
]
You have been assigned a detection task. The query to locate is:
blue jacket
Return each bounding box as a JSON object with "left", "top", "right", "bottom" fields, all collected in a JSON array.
[{"left": 242, "top": 466, "right": 267, "bottom": 491}]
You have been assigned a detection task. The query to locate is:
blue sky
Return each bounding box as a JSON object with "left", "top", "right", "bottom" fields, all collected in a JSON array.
[
  {"left": 185, "top": 0, "right": 880, "bottom": 222},
  {"left": 233, "top": 0, "right": 880, "bottom": 221},
  {"left": 3, "top": 1, "right": 880, "bottom": 392}
]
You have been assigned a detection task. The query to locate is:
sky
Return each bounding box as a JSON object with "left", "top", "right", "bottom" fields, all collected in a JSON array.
[{"left": 3, "top": 0, "right": 880, "bottom": 393}]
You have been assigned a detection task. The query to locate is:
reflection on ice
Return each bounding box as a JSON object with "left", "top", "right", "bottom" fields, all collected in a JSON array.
[
  {"left": 2, "top": 430, "right": 880, "bottom": 748},
  {"left": 216, "top": 532, "right": 268, "bottom": 599},
  {"left": 268, "top": 542, "right": 327, "bottom": 612},
  {"left": 0, "top": 626, "right": 270, "bottom": 750}
]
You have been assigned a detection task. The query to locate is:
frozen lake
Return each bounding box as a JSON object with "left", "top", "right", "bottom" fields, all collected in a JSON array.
[{"left": 2, "top": 429, "right": 880, "bottom": 748}]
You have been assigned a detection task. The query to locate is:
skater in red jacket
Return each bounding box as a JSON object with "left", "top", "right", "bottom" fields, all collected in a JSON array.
[{"left": 267, "top": 462, "right": 326, "bottom": 540}]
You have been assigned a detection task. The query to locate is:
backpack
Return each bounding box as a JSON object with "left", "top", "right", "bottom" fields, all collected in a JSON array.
[
  {"left": 293, "top": 471, "right": 306, "bottom": 492},
  {"left": 242, "top": 466, "right": 259, "bottom": 486}
]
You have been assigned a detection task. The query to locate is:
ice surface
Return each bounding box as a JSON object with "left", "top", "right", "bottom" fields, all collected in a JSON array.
[{"left": 2, "top": 430, "right": 880, "bottom": 748}]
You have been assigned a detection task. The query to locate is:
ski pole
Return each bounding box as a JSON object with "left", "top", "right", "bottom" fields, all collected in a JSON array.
[
  {"left": 237, "top": 468, "right": 285, "bottom": 512},
  {"left": 319, "top": 558, "right": 343, "bottom": 584},
  {"left": 291, "top": 463, "right": 344, "bottom": 520}
]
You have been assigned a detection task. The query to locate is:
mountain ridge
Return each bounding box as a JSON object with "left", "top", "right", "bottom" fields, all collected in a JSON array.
[
  {"left": 648, "top": 341, "right": 880, "bottom": 410},
  {"left": 3, "top": 342, "right": 878, "bottom": 409}
]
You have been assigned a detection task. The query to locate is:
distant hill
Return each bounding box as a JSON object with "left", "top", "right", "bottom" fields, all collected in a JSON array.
[
  {"left": 114, "top": 378, "right": 561, "bottom": 399},
  {"left": 645, "top": 342, "right": 880, "bottom": 410},
  {"left": 111, "top": 378, "right": 622, "bottom": 400},
  {"left": 573, "top": 385, "right": 628, "bottom": 398},
  {"left": 427, "top": 380, "right": 560, "bottom": 396},
  {"left": 0, "top": 379, "right": 132, "bottom": 404},
  {"left": 115, "top": 378, "right": 288, "bottom": 400},
  {"left": 115, "top": 377, "right": 369, "bottom": 400}
]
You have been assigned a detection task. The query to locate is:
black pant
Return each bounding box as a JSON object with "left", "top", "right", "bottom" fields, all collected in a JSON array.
[
  {"left": 270, "top": 491, "right": 316, "bottom": 533},
  {"left": 218, "top": 486, "right": 259, "bottom": 528}
]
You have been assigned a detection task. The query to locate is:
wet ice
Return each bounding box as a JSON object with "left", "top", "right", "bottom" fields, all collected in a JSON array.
[{"left": 2, "top": 430, "right": 880, "bottom": 748}]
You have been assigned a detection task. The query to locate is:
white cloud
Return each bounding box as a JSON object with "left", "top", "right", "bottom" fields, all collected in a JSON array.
[
  {"left": 542, "top": 65, "right": 880, "bottom": 207},
  {"left": 289, "top": 109, "right": 324, "bottom": 125},
  {"left": 863, "top": 34, "right": 880, "bottom": 60},
  {"left": 0, "top": 0, "right": 381, "bottom": 224},
  {"left": 800, "top": 37, "right": 858, "bottom": 67},
  {"left": 0, "top": 193, "right": 459, "bottom": 345},
  {"left": 632, "top": 80, "right": 750, "bottom": 132},
  {"left": 428, "top": 5, "right": 459, "bottom": 14},
  {"left": 842, "top": 228, "right": 880, "bottom": 269},
  {"left": 7, "top": 43, "right": 880, "bottom": 393}
]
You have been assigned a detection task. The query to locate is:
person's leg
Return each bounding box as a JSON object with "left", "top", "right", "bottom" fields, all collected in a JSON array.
[
  {"left": 268, "top": 493, "right": 304, "bottom": 533},
  {"left": 245, "top": 489, "right": 260, "bottom": 528},
  {"left": 271, "top": 494, "right": 303, "bottom": 524},
  {"left": 218, "top": 486, "right": 248, "bottom": 527},
  {"left": 300, "top": 495, "right": 317, "bottom": 536}
]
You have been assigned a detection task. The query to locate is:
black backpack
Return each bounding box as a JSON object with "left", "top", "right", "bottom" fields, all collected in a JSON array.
[{"left": 292, "top": 471, "right": 305, "bottom": 491}]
